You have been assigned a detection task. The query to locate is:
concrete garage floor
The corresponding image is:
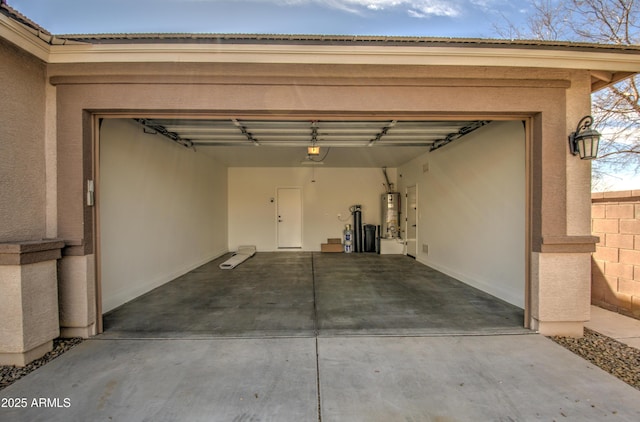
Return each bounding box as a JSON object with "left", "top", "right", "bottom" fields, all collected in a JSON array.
[
  {"left": 3, "top": 253, "right": 640, "bottom": 421},
  {"left": 102, "top": 252, "right": 527, "bottom": 338}
]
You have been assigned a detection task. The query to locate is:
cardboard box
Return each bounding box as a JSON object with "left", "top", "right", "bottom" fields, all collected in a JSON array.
[
  {"left": 327, "top": 238, "right": 342, "bottom": 244},
  {"left": 321, "top": 243, "right": 343, "bottom": 252}
]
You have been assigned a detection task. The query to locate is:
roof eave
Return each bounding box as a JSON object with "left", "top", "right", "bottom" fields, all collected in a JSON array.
[
  {"left": 591, "top": 71, "right": 637, "bottom": 91},
  {"left": 0, "top": 10, "right": 49, "bottom": 60},
  {"left": 46, "top": 41, "right": 640, "bottom": 71},
  {"left": 2, "top": 10, "right": 639, "bottom": 92}
]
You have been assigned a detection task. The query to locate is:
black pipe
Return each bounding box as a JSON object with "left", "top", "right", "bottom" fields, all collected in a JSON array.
[
  {"left": 382, "top": 167, "right": 391, "bottom": 192},
  {"left": 351, "top": 205, "right": 362, "bottom": 253}
]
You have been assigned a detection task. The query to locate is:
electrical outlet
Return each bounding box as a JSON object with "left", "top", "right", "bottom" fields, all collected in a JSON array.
[{"left": 422, "top": 244, "right": 429, "bottom": 254}]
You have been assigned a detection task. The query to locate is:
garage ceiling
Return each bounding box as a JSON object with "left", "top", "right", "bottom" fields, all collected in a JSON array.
[{"left": 134, "top": 118, "right": 489, "bottom": 167}]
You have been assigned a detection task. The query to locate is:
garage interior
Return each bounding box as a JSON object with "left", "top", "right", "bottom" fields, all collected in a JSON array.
[{"left": 98, "top": 116, "right": 527, "bottom": 336}]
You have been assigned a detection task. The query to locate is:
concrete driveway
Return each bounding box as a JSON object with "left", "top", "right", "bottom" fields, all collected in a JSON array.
[
  {"left": 2, "top": 333, "right": 640, "bottom": 421},
  {"left": 3, "top": 254, "right": 640, "bottom": 420}
]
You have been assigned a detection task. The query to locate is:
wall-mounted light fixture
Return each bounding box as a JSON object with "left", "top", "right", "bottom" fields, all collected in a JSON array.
[{"left": 568, "top": 115, "right": 601, "bottom": 160}]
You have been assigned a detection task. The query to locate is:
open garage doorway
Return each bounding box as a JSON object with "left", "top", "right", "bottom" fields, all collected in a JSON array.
[{"left": 96, "top": 116, "right": 528, "bottom": 336}]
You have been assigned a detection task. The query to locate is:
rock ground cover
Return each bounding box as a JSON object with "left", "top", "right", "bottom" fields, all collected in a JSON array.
[
  {"left": 1, "top": 338, "right": 83, "bottom": 391},
  {"left": 550, "top": 328, "right": 640, "bottom": 390}
]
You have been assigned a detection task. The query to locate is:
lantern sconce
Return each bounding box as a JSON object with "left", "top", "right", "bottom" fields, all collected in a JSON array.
[{"left": 568, "top": 115, "right": 601, "bottom": 160}]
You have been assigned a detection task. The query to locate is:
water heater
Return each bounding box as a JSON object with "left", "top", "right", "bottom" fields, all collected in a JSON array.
[{"left": 381, "top": 193, "right": 401, "bottom": 239}]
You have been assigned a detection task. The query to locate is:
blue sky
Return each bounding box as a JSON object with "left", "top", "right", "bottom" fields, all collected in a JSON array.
[{"left": 7, "top": 0, "right": 531, "bottom": 37}]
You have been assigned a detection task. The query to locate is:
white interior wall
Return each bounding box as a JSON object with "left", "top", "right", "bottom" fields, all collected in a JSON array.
[
  {"left": 228, "top": 167, "right": 396, "bottom": 251},
  {"left": 398, "top": 120, "right": 526, "bottom": 307},
  {"left": 99, "top": 119, "right": 228, "bottom": 313}
]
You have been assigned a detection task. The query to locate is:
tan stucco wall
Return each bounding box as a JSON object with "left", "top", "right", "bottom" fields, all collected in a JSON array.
[
  {"left": 531, "top": 252, "right": 591, "bottom": 336},
  {"left": 58, "top": 254, "right": 96, "bottom": 337},
  {"left": 0, "top": 38, "right": 60, "bottom": 364},
  {"left": 44, "top": 61, "right": 596, "bottom": 336},
  {"left": 565, "top": 71, "right": 594, "bottom": 237},
  {"left": 0, "top": 38, "right": 47, "bottom": 241},
  {"left": 0, "top": 260, "right": 59, "bottom": 366}
]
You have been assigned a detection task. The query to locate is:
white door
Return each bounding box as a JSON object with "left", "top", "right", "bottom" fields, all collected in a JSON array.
[
  {"left": 277, "top": 187, "right": 302, "bottom": 248},
  {"left": 406, "top": 185, "right": 417, "bottom": 257}
]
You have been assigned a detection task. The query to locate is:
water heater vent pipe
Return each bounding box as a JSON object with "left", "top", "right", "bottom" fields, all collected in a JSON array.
[{"left": 382, "top": 167, "right": 392, "bottom": 193}]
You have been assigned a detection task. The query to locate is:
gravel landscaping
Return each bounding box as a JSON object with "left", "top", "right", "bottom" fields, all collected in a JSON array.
[
  {"left": 2, "top": 330, "right": 639, "bottom": 393},
  {"left": 550, "top": 328, "right": 640, "bottom": 391},
  {"left": 0, "top": 338, "right": 83, "bottom": 391}
]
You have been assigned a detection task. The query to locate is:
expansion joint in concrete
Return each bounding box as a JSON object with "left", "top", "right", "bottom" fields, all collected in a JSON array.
[
  {"left": 311, "top": 252, "right": 319, "bottom": 337},
  {"left": 311, "top": 253, "right": 323, "bottom": 422}
]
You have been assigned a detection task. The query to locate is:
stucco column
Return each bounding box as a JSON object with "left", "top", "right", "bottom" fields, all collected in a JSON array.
[
  {"left": 529, "top": 73, "right": 599, "bottom": 336},
  {"left": 55, "top": 94, "right": 97, "bottom": 338},
  {"left": 58, "top": 253, "right": 97, "bottom": 338},
  {"left": 0, "top": 239, "right": 64, "bottom": 366},
  {"left": 530, "top": 251, "right": 593, "bottom": 336}
]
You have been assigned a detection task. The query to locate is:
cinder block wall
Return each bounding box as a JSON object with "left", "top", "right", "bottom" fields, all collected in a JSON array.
[{"left": 592, "top": 191, "right": 640, "bottom": 319}]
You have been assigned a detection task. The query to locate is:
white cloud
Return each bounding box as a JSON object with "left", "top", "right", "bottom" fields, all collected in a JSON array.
[
  {"left": 221, "top": 0, "right": 466, "bottom": 18},
  {"left": 332, "top": 1, "right": 461, "bottom": 17},
  {"left": 408, "top": 9, "right": 427, "bottom": 18},
  {"left": 469, "top": 0, "right": 492, "bottom": 8},
  {"left": 183, "top": 0, "right": 501, "bottom": 19}
]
